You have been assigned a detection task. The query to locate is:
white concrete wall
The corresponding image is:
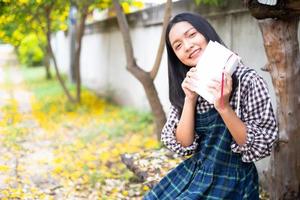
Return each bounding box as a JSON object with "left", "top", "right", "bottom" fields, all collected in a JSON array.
[
  {"left": 52, "top": 18, "right": 171, "bottom": 112},
  {"left": 51, "top": 31, "right": 70, "bottom": 75},
  {"left": 52, "top": 1, "right": 277, "bottom": 114}
]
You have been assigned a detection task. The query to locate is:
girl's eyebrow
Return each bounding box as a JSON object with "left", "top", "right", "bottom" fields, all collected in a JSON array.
[{"left": 171, "top": 27, "right": 195, "bottom": 47}]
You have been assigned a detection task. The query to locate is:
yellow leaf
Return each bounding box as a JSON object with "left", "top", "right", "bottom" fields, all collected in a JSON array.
[
  {"left": 121, "top": 2, "right": 130, "bottom": 13},
  {"left": 122, "top": 190, "right": 128, "bottom": 196},
  {"left": 0, "top": 30, "right": 6, "bottom": 38},
  {"left": 144, "top": 138, "right": 159, "bottom": 149},
  {"left": 0, "top": 165, "right": 9, "bottom": 172},
  {"left": 53, "top": 157, "right": 63, "bottom": 164},
  {"left": 100, "top": 151, "right": 110, "bottom": 163},
  {"left": 60, "top": 24, "right": 68, "bottom": 31},
  {"left": 53, "top": 166, "right": 63, "bottom": 174},
  {"left": 133, "top": 1, "right": 144, "bottom": 9},
  {"left": 128, "top": 134, "right": 142, "bottom": 145},
  {"left": 18, "top": 0, "right": 29, "bottom": 4},
  {"left": 143, "top": 185, "right": 150, "bottom": 191}
]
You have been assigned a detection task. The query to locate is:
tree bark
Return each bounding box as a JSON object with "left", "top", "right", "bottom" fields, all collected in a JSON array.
[
  {"left": 258, "top": 17, "right": 300, "bottom": 200},
  {"left": 46, "top": 7, "right": 75, "bottom": 103},
  {"left": 150, "top": 0, "right": 172, "bottom": 79},
  {"left": 34, "top": 18, "right": 51, "bottom": 80},
  {"left": 73, "top": 4, "right": 88, "bottom": 103},
  {"left": 112, "top": 0, "right": 171, "bottom": 140},
  {"left": 69, "top": 5, "right": 77, "bottom": 83},
  {"left": 44, "top": 48, "right": 51, "bottom": 80},
  {"left": 120, "top": 154, "right": 148, "bottom": 182}
]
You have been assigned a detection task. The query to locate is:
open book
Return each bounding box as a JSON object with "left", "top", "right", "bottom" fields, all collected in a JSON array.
[{"left": 193, "top": 41, "right": 240, "bottom": 103}]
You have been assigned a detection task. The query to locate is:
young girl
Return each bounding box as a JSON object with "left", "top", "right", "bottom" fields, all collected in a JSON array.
[{"left": 143, "top": 12, "right": 278, "bottom": 200}]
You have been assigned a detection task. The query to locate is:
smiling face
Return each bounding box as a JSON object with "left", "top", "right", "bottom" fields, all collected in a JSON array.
[{"left": 169, "top": 21, "right": 208, "bottom": 67}]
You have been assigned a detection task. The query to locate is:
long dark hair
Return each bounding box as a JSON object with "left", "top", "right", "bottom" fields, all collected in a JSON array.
[{"left": 166, "top": 12, "right": 225, "bottom": 115}]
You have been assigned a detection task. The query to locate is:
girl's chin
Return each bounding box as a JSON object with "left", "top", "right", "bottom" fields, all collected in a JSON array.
[
  {"left": 190, "top": 58, "right": 200, "bottom": 66},
  {"left": 186, "top": 62, "right": 198, "bottom": 67},
  {"left": 184, "top": 57, "right": 200, "bottom": 67}
]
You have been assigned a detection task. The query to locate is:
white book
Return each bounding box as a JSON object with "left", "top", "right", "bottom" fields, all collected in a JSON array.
[{"left": 193, "top": 41, "right": 240, "bottom": 103}]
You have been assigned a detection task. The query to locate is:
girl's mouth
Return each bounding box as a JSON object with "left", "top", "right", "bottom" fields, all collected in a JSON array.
[{"left": 189, "top": 49, "right": 201, "bottom": 59}]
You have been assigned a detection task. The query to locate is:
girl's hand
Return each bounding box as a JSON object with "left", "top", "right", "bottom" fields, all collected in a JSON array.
[
  {"left": 207, "top": 72, "right": 232, "bottom": 113},
  {"left": 181, "top": 67, "right": 199, "bottom": 101}
]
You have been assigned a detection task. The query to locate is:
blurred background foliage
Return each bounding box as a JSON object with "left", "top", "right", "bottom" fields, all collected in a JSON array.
[
  {"left": 18, "top": 33, "right": 45, "bottom": 66},
  {"left": 0, "top": 0, "right": 144, "bottom": 67}
]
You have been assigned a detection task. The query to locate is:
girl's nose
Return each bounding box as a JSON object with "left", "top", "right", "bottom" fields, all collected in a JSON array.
[{"left": 183, "top": 40, "right": 193, "bottom": 52}]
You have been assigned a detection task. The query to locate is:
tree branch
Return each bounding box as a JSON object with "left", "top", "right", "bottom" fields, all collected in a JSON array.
[
  {"left": 120, "top": 154, "right": 148, "bottom": 182},
  {"left": 112, "top": 0, "right": 136, "bottom": 68},
  {"left": 150, "top": 0, "right": 172, "bottom": 79}
]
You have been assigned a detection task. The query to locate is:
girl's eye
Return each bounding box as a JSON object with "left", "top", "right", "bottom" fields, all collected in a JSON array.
[
  {"left": 189, "top": 32, "right": 196, "bottom": 37},
  {"left": 175, "top": 43, "right": 182, "bottom": 50}
]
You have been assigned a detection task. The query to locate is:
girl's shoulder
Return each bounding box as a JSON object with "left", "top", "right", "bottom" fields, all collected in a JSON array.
[{"left": 234, "top": 62, "right": 264, "bottom": 85}]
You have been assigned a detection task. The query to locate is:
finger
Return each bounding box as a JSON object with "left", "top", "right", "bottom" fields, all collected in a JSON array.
[
  {"left": 189, "top": 67, "right": 197, "bottom": 72},
  {"left": 187, "top": 68, "right": 197, "bottom": 75},
  {"left": 224, "top": 72, "right": 232, "bottom": 82},
  {"left": 183, "top": 79, "right": 196, "bottom": 92},
  {"left": 208, "top": 80, "right": 220, "bottom": 89},
  {"left": 207, "top": 87, "right": 219, "bottom": 100},
  {"left": 210, "top": 78, "right": 221, "bottom": 85},
  {"left": 182, "top": 80, "right": 189, "bottom": 90},
  {"left": 187, "top": 72, "right": 200, "bottom": 82},
  {"left": 186, "top": 71, "right": 192, "bottom": 78},
  {"left": 207, "top": 84, "right": 220, "bottom": 94},
  {"left": 183, "top": 77, "right": 192, "bottom": 87},
  {"left": 188, "top": 77, "right": 198, "bottom": 91}
]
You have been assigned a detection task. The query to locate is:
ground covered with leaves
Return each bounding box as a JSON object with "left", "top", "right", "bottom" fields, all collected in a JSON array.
[{"left": 0, "top": 64, "right": 184, "bottom": 199}]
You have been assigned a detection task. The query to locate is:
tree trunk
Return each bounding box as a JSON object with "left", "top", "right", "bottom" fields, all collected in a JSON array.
[
  {"left": 44, "top": 43, "right": 52, "bottom": 79},
  {"left": 46, "top": 9, "right": 75, "bottom": 103},
  {"left": 69, "top": 5, "right": 77, "bottom": 83},
  {"left": 129, "top": 67, "right": 167, "bottom": 140},
  {"left": 258, "top": 17, "right": 300, "bottom": 200},
  {"left": 120, "top": 154, "right": 148, "bottom": 182},
  {"left": 73, "top": 5, "right": 88, "bottom": 103},
  {"left": 112, "top": 0, "right": 170, "bottom": 140},
  {"left": 33, "top": 27, "right": 51, "bottom": 80}
]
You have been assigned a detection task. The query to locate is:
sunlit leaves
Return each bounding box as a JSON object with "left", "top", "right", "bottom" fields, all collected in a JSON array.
[
  {"left": 132, "top": 1, "right": 143, "bottom": 9},
  {"left": 121, "top": 2, "right": 131, "bottom": 13},
  {"left": 18, "top": 33, "right": 44, "bottom": 66},
  {"left": 0, "top": 0, "right": 69, "bottom": 65},
  {"left": 0, "top": 0, "right": 144, "bottom": 53},
  {"left": 120, "top": 0, "right": 144, "bottom": 13},
  {"left": 18, "top": 0, "right": 29, "bottom": 4}
]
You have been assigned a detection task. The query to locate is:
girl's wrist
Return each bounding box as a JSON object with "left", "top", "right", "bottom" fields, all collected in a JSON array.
[
  {"left": 184, "top": 96, "right": 198, "bottom": 105},
  {"left": 217, "top": 104, "right": 232, "bottom": 115}
]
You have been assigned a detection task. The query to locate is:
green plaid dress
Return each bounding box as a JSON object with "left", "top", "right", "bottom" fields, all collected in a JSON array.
[{"left": 144, "top": 108, "right": 259, "bottom": 200}]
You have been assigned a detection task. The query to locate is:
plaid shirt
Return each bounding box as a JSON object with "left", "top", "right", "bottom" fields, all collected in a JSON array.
[{"left": 161, "top": 64, "right": 278, "bottom": 162}]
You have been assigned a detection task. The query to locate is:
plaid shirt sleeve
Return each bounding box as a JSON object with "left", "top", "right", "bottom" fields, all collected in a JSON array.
[
  {"left": 161, "top": 105, "right": 199, "bottom": 156},
  {"left": 231, "top": 69, "right": 279, "bottom": 162}
]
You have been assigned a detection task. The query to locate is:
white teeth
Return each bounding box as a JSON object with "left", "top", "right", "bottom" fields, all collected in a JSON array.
[{"left": 190, "top": 49, "right": 200, "bottom": 58}]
